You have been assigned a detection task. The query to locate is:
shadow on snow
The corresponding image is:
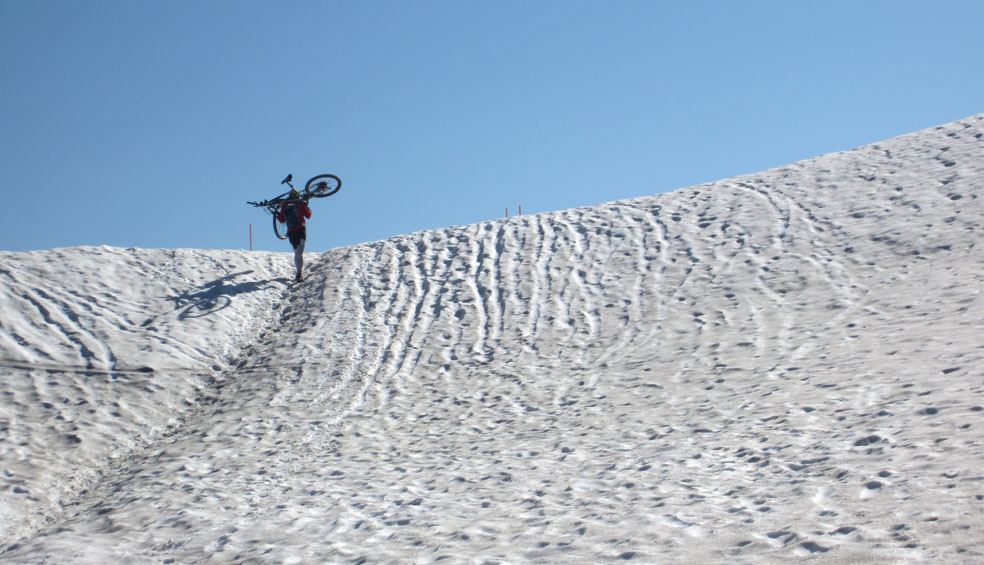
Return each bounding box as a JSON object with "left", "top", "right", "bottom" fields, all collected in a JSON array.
[{"left": 168, "top": 270, "right": 288, "bottom": 320}]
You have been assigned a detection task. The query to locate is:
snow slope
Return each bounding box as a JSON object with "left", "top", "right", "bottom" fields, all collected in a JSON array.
[{"left": 1, "top": 114, "right": 983, "bottom": 563}]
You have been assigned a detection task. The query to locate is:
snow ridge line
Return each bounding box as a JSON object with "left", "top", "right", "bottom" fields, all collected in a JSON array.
[
  {"left": 0, "top": 361, "right": 184, "bottom": 375},
  {"left": 3, "top": 114, "right": 984, "bottom": 562},
  {"left": 0, "top": 253, "right": 299, "bottom": 552}
]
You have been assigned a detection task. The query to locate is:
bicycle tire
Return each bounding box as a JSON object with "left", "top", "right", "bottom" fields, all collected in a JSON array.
[
  {"left": 272, "top": 211, "right": 288, "bottom": 240},
  {"left": 305, "top": 174, "right": 341, "bottom": 198}
]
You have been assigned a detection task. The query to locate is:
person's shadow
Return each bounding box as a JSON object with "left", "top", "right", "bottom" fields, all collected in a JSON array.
[{"left": 170, "top": 270, "right": 289, "bottom": 320}]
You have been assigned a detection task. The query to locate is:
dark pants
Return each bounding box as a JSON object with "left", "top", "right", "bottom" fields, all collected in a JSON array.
[
  {"left": 288, "top": 227, "right": 306, "bottom": 249},
  {"left": 288, "top": 227, "right": 306, "bottom": 274}
]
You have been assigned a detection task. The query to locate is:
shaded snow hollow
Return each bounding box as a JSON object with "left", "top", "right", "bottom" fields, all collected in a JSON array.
[{"left": 1, "top": 115, "right": 983, "bottom": 563}]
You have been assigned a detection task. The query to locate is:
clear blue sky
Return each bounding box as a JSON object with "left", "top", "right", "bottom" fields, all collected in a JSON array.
[{"left": 2, "top": 0, "right": 981, "bottom": 253}]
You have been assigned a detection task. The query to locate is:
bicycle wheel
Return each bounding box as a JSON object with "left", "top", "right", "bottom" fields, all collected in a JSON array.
[
  {"left": 272, "top": 212, "right": 288, "bottom": 240},
  {"left": 305, "top": 174, "right": 341, "bottom": 198}
]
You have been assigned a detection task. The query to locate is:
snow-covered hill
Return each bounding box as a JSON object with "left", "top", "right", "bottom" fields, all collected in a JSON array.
[{"left": 2, "top": 115, "right": 983, "bottom": 563}]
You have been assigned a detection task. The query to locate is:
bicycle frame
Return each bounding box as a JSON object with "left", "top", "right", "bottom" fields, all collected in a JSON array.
[{"left": 248, "top": 173, "right": 341, "bottom": 240}]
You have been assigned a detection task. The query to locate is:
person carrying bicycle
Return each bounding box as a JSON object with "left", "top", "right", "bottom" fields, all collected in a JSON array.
[{"left": 277, "top": 189, "right": 312, "bottom": 282}]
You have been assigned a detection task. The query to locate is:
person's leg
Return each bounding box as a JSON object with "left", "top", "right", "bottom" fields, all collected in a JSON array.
[
  {"left": 289, "top": 227, "right": 307, "bottom": 281},
  {"left": 294, "top": 237, "right": 305, "bottom": 279}
]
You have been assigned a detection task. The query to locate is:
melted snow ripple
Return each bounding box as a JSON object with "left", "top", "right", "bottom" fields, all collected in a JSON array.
[{"left": 2, "top": 115, "right": 984, "bottom": 562}]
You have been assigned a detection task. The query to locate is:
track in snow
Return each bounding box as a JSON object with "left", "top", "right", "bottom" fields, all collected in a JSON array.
[{"left": 2, "top": 115, "right": 984, "bottom": 562}]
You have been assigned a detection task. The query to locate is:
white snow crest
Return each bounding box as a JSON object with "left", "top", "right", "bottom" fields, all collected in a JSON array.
[
  {"left": 1, "top": 114, "right": 983, "bottom": 562},
  {"left": 0, "top": 247, "right": 289, "bottom": 546}
]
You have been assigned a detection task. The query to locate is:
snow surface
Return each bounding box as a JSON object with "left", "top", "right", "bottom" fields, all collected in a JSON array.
[{"left": 1, "top": 115, "right": 983, "bottom": 563}]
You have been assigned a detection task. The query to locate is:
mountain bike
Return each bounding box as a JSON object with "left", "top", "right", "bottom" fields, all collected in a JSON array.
[{"left": 247, "top": 173, "right": 341, "bottom": 240}]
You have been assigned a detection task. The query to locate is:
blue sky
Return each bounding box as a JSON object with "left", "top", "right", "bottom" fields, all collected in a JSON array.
[{"left": 1, "top": 0, "right": 981, "bottom": 253}]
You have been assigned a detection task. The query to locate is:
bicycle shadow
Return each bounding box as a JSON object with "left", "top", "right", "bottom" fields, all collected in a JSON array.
[{"left": 169, "top": 270, "right": 288, "bottom": 320}]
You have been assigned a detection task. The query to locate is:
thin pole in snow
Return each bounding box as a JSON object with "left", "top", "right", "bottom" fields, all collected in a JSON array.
[{"left": 249, "top": 224, "right": 253, "bottom": 251}]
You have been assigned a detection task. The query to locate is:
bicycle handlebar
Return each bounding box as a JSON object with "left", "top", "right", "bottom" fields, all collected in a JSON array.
[{"left": 248, "top": 193, "right": 308, "bottom": 207}]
